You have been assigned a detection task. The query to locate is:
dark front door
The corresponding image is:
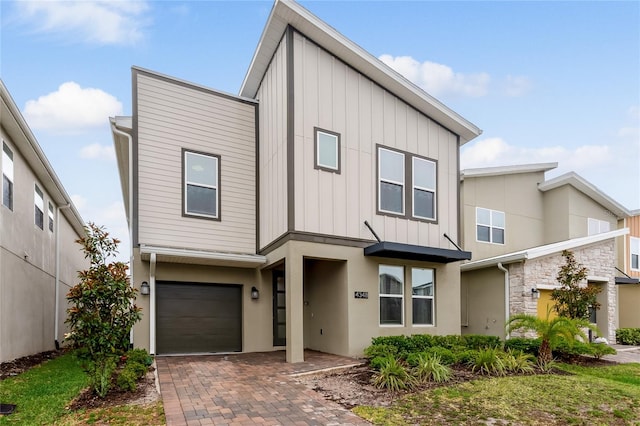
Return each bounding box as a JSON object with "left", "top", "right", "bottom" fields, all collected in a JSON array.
[
  {"left": 156, "top": 282, "right": 242, "bottom": 354},
  {"left": 273, "top": 270, "right": 286, "bottom": 346}
]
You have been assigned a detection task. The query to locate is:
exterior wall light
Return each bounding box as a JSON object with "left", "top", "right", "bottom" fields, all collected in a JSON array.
[
  {"left": 531, "top": 288, "right": 540, "bottom": 299},
  {"left": 140, "top": 281, "right": 150, "bottom": 296},
  {"left": 251, "top": 286, "right": 259, "bottom": 300}
]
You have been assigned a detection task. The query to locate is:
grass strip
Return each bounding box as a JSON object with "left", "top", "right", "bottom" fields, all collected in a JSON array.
[{"left": 56, "top": 401, "right": 165, "bottom": 425}]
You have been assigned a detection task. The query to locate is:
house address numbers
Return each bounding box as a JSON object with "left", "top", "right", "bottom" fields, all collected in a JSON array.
[{"left": 354, "top": 291, "right": 369, "bottom": 299}]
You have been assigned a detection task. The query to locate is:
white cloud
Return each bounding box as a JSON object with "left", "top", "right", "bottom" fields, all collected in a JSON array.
[
  {"left": 15, "top": 0, "right": 150, "bottom": 45},
  {"left": 80, "top": 143, "right": 116, "bottom": 161},
  {"left": 504, "top": 75, "right": 532, "bottom": 97},
  {"left": 379, "top": 54, "right": 490, "bottom": 97},
  {"left": 23, "top": 82, "right": 123, "bottom": 132},
  {"left": 70, "top": 194, "right": 87, "bottom": 211}
]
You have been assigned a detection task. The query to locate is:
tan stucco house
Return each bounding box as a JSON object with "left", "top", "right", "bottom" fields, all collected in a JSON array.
[
  {"left": 110, "top": 0, "right": 481, "bottom": 361},
  {"left": 0, "top": 80, "right": 87, "bottom": 363},
  {"left": 617, "top": 210, "right": 640, "bottom": 328},
  {"left": 459, "top": 163, "right": 632, "bottom": 342}
]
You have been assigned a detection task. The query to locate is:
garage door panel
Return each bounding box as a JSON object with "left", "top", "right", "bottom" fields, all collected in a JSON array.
[{"left": 156, "top": 282, "right": 242, "bottom": 354}]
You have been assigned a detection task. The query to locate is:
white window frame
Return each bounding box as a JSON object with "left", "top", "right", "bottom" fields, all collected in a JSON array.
[
  {"left": 48, "top": 202, "right": 55, "bottom": 232},
  {"left": 314, "top": 128, "right": 340, "bottom": 173},
  {"left": 411, "top": 267, "right": 435, "bottom": 326},
  {"left": 379, "top": 265, "right": 404, "bottom": 326},
  {"left": 378, "top": 147, "right": 405, "bottom": 215},
  {"left": 588, "top": 218, "right": 610, "bottom": 236},
  {"left": 412, "top": 157, "right": 437, "bottom": 221},
  {"left": 34, "top": 185, "right": 44, "bottom": 230},
  {"left": 631, "top": 237, "right": 640, "bottom": 271},
  {"left": 2, "top": 141, "right": 13, "bottom": 211},
  {"left": 183, "top": 150, "right": 220, "bottom": 220},
  {"left": 476, "top": 207, "right": 505, "bottom": 244}
]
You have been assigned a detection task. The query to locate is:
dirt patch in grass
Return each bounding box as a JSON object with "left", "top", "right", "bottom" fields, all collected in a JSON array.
[{"left": 0, "top": 350, "right": 62, "bottom": 380}]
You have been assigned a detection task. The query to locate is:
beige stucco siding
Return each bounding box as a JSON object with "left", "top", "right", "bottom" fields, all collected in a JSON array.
[
  {"left": 136, "top": 72, "right": 256, "bottom": 254},
  {"left": 292, "top": 32, "right": 460, "bottom": 248},
  {"left": 460, "top": 268, "right": 506, "bottom": 339},
  {"left": 256, "top": 35, "right": 288, "bottom": 249}
]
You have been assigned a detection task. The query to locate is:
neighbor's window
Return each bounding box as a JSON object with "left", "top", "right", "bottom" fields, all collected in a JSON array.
[
  {"left": 631, "top": 237, "right": 640, "bottom": 271},
  {"left": 34, "top": 185, "right": 44, "bottom": 229},
  {"left": 588, "top": 218, "right": 610, "bottom": 236},
  {"left": 477, "top": 207, "right": 505, "bottom": 244},
  {"left": 2, "top": 142, "right": 13, "bottom": 210},
  {"left": 412, "top": 268, "right": 435, "bottom": 326},
  {"left": 314, "top": 128, "right": 340, "bottom": 173},
  {"left": 184, "top": 150, "right": 219, "bottom": 219},
  {"left": 379, "top": 265, "right": 404, "bottom": 325},
  {"left": 48, "top": 202, "right": 54, "bottom": 232},
  {"left": 378, "top": 147, "right": 405, "bottom": 215},
  {"left": 412, "top": 157, "right": 436, "bottom": 220}
]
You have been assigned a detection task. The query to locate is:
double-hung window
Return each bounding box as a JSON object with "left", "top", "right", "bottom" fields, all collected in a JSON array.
[
  {"left": 631, "top": 237, "right": 640, "bottom": 271},
  {"left": 476, "top": 207, "right": 505, "bottom": 244},
  {"left": 378, "top": 148, "right": 405, "bottom": 215},
  {"left": 588, "top": 218, "right": 610, "bottom": 236},
  {"left": 48, "top": 202, "right": 55, "bottom": 232},
  {"left": 314, "top": 128, "right": 340, "bottom": 173},
  {"left": 379, "top": 265, "right": 404, "bottom": 325},
  {"left": 183, "top": 150, "right": 220, "bottom": 219},
  {"left": 412, "top": 268, "right": 435, "bottom": 325},
  {"left": 2, "top": 142, "right": 13, "bottom": 210},
  {"left": 34, "top": 185, "right": 44, "bottom": 229},
  {"left": 412, "top": 157, "right": 436, "bottom": 220}
]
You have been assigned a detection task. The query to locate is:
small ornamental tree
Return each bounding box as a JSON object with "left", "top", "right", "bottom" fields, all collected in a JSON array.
[
  {"left": 66, "top": 223, "right": 142, "bottom": 397},
  {"left": 551, "top": 250, "right": 601, "bottom": 321}
]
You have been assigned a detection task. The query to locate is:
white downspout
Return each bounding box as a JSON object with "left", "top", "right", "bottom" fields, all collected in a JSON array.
[
  {"left": 110, "top": 121, "right": 134, "bottom": 347},
  {"left": 54, "top": 204, "right": 71, "bottom": 350},
  {"left": 149, "top": 252, "right": 156, "bottom": 355},
  {"left": 498, "top": 262, "right": 509, "bottom": 339}
]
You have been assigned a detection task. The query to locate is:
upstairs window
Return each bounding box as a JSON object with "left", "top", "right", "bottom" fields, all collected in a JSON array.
[
  {"left": 477, "top": 207, "right": 505, "bottom": 244},
  {"left": 2, "top": 142, "right": 13, "bottom": 210},
  {"left": 34, "top": 185, "right": 44, "bottom": 229},
  {"left": 48, "top": 202, "right": 54, "bottom": 232},
  {"left": 379, "top": 265, "right": 404, "bottom": 326},
  {"left": 184, "top": 150, "right": 220, "bottom": 219},
  {"left": 412, "top": 268, "right": 435, "bottom": 326},
  {"left": 412, "top": 157, "right": 436, "bottom": 220},
  {"left": 314, "top": 128, "right": 340, "bottom": 173},
  {"left": 588, "top": 218, "right": 610, "bottom": 236},
  {"left": 631, "top": 237, "right": 640, "bottom": 271},
  {"left": 378, "top": 147, "right": 405, "bottom": 215}
]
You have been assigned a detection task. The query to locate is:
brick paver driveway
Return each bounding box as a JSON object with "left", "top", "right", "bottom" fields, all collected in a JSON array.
[{"left": 156, "top": 351, "right": 370, "bottom": 426}]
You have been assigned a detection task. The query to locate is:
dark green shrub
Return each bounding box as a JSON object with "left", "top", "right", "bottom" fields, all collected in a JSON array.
[
  {"left": 371, "top": 357, "right": 416, "bottom": 391},
  {"left": 408, "top": 334, "right": 436, "bottom": 351},
  {"left": 412, "top": 353, "right": 452, "bottom": 383},
  {"left": 364, "top": 344, "right": 398, "bottom": 360},
  {"left": 462, "top": 334, "right": 501, "bottom": 350},
  {"left": 504, "top": 338, "right": 541, "bottom": 356},
  {"left": 431, "top": 335, "right": 465, "bottom": 349},
  {"left": 370, "top": 335, "right": 414, "bottom": 357},
  {"left": 553, "top": 339, "right": 592, "bottom": 359},
  {"left": 616, "top": 328, "right": 640, "bottom": 345},
  {"left": 467, "top": 347, "right": 505, "bottom": 376},
  {"left": 425, "top": 347, "right": 456, "bottom": 365},
  {"left": 116, "top": 366, "right": 138, "bottom": 392},
  {"left": 124, "top": 348, "right": 153, "bottom": 367},
  {"left": 456, "top": 349, "right": 478, "bottom": 365},
  {"left": 369, "top": 356, "right": 391, "bottom": 371},
  {"left": 589, "top": 343, "right": 616, "bottom": 359}
]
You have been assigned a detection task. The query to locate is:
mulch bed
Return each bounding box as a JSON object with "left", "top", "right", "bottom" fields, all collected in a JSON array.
[{"left": 0, "top": 350, "right": 62, "bottom": 380}]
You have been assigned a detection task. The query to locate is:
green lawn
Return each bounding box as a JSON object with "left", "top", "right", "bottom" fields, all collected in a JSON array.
[{"left": 354, "top": 363, "right": 640, "bottom": 425}]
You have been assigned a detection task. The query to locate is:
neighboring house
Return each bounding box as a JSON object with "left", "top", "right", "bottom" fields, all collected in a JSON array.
[
  {"left": 459, "top": 163, "right": 631, "bottom": 342},
  {"left": 110, "top": 0, "right": 481, "bottom": 361},
  {"left": 0, "top": 80, "right": 86, "bottom": 363},
  {"left": 617, "top": 210, "right": 640, "bottom": 328}
]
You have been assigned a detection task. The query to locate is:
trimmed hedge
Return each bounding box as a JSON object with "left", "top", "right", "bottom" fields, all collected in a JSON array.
[
  {"left": 368, "top": 334, "right": 502, "bottom": 359},
  {"left": 616, "top": 328, "right": 640, "bottom": 345}
]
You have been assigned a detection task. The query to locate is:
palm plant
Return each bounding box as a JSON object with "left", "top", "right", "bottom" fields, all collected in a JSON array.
[{"left": 506, "top": 308, "right": 597, "bottom": 365}]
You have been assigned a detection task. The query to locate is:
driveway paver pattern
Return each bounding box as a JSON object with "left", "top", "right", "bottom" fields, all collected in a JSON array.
[{"left": 156, "top": 351, "right": 370, "bottom": 426}]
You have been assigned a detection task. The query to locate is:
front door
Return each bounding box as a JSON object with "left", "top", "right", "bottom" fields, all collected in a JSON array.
[{"left": 273, "top": 270, "right": 286, "bottom": 346}]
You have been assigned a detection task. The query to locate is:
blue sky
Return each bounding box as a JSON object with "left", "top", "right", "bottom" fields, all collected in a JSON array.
[{"left": 2, "top": 0, "right": 639, "bottom": 261}]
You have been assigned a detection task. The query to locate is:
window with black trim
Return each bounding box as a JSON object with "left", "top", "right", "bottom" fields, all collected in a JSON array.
[
  {"left": 476, "top": 207, "right": 505, "bottom": 244},
  {"left": 631, "top": 237, "right": 640, "bottom": 271},
  {"left": 34, "top": 185, "right": 44, "bottom": 229},
  {"left": 2, "top": 142, "right": 13, "bottom": 210},
  {"left": 412, "top": 157, "right": 436, "bottom": 220},
  {"left": 379, "top": 265, "right": 404, "bottom": 326},
  {"left": 48, "top": 202, "right": 54, "bottom": 232},
  {"left": 183, "top": 150, "right": 220, "bottom": 219},
  {"left": 314, "top": 128, "right": 340, "bottom": 173},
  {"left": 412, "top": 267, "right": 435, "bottom": 325},
  {"left": 378, "top": 147, "right": 405, "bottom": 215}
]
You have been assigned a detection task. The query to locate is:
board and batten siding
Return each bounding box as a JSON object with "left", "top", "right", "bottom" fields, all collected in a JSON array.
[
  {"left": 135, "top": 72, "right": 256, "bottom": 254},
  {"left": 626, "top": 214, "right": 640, "bottom": 277},
  {"left": 256, "top": 34, "right": 288, "bottom": 249},
  {"left": 292, "top": 31, "right": 460, "bottom": 248}
]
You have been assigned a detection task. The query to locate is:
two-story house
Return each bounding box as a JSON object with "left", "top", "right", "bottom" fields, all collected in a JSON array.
[
  {"left": 1, "top": 80, "right": 86, "bottom": 363},
  {"left": 110, "top": 0, "right": 481, "bottom": 362},
  {"left": 459, "top": 163, "right": 631, "bottom": 342},
  {"left": 617, "top": 210, "right": 640, "bottom": 328}
]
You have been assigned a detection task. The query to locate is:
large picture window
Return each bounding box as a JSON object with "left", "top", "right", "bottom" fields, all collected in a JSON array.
[
  {"left": 2, "top": 142, "right": 13, "bottom": 210},
  {"left": 183, "top": 150, "right": 220, "bottom": 219},
  {"left": 379, "top": 265, "right": 404, "bottom": 325},
  {"left": 412, "top": 157, "right": 436, "bottom": 220},
  {"left": 34, "top": 185, "right": 44, "bottom": 229},
  {"left": 412, "top": 268, "right": 435, "bottom": 325},
  {"left": 631, "top": 237, "right": 640, "bottom": 271},
  {"left": 476, "top": 207, "right": 505, "bottom": 244},
  {"left": 378, "top": 148, "right": 405, "bottom": 215},
  {"left": 314, "top": 128, "right": 340, "bottom": 173}
]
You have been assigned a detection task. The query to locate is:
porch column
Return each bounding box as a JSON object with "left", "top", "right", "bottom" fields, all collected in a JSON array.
[{"left": 286, "top": 247, "right": 304, "bottom": 363}]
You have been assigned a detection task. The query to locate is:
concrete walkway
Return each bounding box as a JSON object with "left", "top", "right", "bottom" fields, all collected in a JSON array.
[
  {"left": 604, "top": 344, "right": 640, "bottom": 364},
  {"left": 156, "top": 351, "right": 369, "bottom": 426}
]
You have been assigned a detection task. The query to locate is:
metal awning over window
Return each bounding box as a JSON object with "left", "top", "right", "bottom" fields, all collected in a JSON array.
[
  {"left": 615, "top": 277, "right": 640, "bottom": 285},
  {"left": 364, "top": 241, "right": 472, "bottom": 264}
]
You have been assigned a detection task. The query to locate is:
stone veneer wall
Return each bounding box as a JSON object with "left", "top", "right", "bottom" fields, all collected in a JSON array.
[{"left": 508, "top": 239, "right": 617, "bottom": 341}]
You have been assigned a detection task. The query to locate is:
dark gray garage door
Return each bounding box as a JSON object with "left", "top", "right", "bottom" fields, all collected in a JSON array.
[{"left": 156, "top": 282, "right": 242, "bottom": 354}]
